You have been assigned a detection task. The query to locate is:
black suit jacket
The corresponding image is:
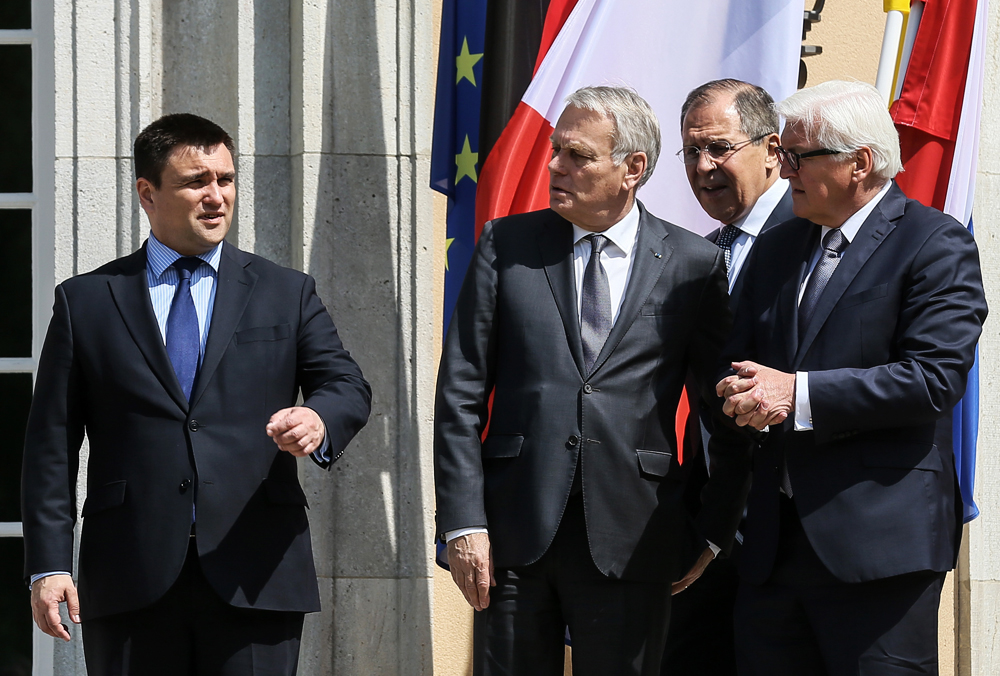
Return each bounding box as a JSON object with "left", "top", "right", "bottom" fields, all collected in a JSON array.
[
  {"left": 724, "top": 183, "right": 987, "bottom": 585},
  {"left": 434, "top": 203, "right": 751, "bottom": 582},
  {"left": 22, "top": 242, "right": 372, "bottom": 620}
]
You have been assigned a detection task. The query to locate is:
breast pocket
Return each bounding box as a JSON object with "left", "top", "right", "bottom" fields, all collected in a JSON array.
[{"left": 235, "top": 324, "right": 291, "bottom": 344}]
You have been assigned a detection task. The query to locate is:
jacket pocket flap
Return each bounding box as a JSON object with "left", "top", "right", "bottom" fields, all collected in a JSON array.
[
  {"left": 482, "top": 435, "right": 524, "bottom": 459},
  {"left": 263, "top": 478, "right": 309, "bottom": 507},
  {"left": 636, "top": 449, "right": 673, "bottom": 477},
  {"left": 862, "top": 445, "right": 942, "bottom": 472},
  {"left": 82, "top": 480, "right": 126, "bottom": 517},
  {"left": 236, "top": 324, "right": 291, "bottom": 343},
  {"left": 841, "top": 284, "right": 888, "bottom": 308}
]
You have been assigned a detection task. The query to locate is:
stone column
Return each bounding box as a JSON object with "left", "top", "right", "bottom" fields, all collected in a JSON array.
[{"left": 966, "top": 0, "right": 1000, "bottom": 673}]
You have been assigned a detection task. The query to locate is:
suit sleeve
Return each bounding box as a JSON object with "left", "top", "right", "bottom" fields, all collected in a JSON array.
[
  {"left": 295, "top": 274, "right": 372, "bottom": 468},
  {"left": 21, "top": 284, "right": 85, "bottom": 580},
  {"left": 433, "top": 221, "right": 499, "bottom": 538},
  {"left": 687, "top": 249, "right": 753, "bottom": 555},
  {"left": 807, "top": 220, "right": 987, "bottom": 443}
]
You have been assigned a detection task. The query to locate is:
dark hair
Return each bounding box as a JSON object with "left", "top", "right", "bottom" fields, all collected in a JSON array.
[
  {"left": 680, "top": 79, "right": 778, "bottom": 144},
  {"left": 134, "top": 113, "right": 235, "bottom": 187}
]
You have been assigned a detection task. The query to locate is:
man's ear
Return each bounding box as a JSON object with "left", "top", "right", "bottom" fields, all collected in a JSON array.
[
  {"left": 763, "top": 133, "right": 781, "bottom": 170},
  {"left": 136, "top": 178, "right": 155, "bottom": 214},
  {"left": 851, "top": 146, "right": 876, "bottom": 183},
  {"left": 622, "top": 152, "right": 648, "bottom": 191}
]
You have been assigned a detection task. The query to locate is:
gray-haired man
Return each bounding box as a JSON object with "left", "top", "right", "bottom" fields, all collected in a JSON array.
[{"left": 434, "top": 85, "right": 751, "bottom": 675}]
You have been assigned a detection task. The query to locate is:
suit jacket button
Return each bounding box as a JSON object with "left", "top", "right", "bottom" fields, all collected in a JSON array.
[
  {"left": 188, "top": 420, "right": 200, "bottom": 432},
  {"left": 179, "top": 479, "right": 192, "bottom": 493},
  {"left": 567, "top": 435, "right": 579, "bottom": 448},
  {"left": 583, "top": 383, "right": 593, "bottom": 394}
]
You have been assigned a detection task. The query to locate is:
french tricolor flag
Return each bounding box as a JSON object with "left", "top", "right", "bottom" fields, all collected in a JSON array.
[
  {"left": 474, "top": 0, "right": 803, "bottom": 238},
  {"left": 891, "top": 0, "right": 988, "bottom": 522}
]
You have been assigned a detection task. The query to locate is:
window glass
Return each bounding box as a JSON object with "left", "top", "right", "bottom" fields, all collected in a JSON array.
[
  {"left": 0, "top": 210, "right": 31, "bottom": 358},
  {"left": 0, "top": 2, "right": 30, "bottom": 30},
  {"left": 0, "top": 45, "right": 32, "bottom": 193},
  {"left": 0, "top": 538, "right": 31, "bottom": 675},
  {"left": 0, "top": 374, "right": 32, "bottom": 523}
]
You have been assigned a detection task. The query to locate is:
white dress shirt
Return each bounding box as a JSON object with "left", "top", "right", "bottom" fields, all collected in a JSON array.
[
  {"left": 724, "top": 178, "right": 789, "bottom": 291},
  {"left": 794, "top": 181, "right": 892, "bottom": 430}
]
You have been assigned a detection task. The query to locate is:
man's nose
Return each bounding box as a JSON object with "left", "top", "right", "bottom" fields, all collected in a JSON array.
[
  {"left": 778, "top": 161, "right": 796, "bottom": 180},
  {"left": 203, "top": 181, "right": 224, "bottom": 205},
  {"left": 695, "top": 149, "right": 717, "bottom": 173},
  {"left": 548, "top": 152, "right": 564, "bottom": 175}
]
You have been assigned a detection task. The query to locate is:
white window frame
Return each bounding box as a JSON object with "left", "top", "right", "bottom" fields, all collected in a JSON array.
[{"left": 0, "top": 1, "right": 56, "bottom": 674}]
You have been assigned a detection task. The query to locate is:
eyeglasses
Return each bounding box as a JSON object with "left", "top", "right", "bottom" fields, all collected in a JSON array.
[
  {"left": 675, "top": 135, "right": 767, "bottom": 165},
  {"left": 775, "top": 146, "right": 844, "bottom": 171}
]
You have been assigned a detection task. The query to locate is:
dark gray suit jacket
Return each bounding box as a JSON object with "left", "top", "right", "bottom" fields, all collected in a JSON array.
[
  {"left": 434, "top": 202, "right": 751, "bottom": 582},
  {"left": 22, "top": 242, "right": 372, "bottom": 620}
]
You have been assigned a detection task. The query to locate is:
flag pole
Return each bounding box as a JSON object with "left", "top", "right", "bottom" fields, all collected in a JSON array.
[
  {"left": 893, "top": 1, "right": 925, "bottom": 102},
  {"left": 875, "top": 0, "right": 910, "bottom": 103}
]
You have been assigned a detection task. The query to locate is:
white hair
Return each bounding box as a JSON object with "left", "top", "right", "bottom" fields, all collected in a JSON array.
[
  {"left": 564, "top": 86, "right": 661, "bottom": 189},
  {"left": 776, "top": 80, "right": 902, "bottom": 182}
]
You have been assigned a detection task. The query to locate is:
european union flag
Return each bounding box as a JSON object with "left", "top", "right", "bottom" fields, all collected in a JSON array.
[
  {"left": 431, "top": 0, "right": 488, "bottom": 336},
  {"left": 431, "top": 0, "right": 488, "bottom": 569}
]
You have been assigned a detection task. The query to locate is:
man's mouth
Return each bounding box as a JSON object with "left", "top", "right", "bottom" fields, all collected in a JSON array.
[{"left": 199, "top": 212, "right": 225, "bottom": 223}]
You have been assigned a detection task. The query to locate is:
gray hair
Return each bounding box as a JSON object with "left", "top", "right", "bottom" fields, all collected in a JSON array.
[
  {"left": 680, "top": 79, "right": 779, "bottom": 144},
  {"left": 775, "top": 80, "right": 902, "bottom": 182},
  {"left": 564, "top": 86, "right": 661, "bottom": 189}
]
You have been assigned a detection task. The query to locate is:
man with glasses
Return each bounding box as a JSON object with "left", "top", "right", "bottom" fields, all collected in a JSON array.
[
  {"left": 716, "top": 80, "right": 986, "bottom": 675},
  {"left": 662, "top": 79, "right": 794, "bottom": 676}
]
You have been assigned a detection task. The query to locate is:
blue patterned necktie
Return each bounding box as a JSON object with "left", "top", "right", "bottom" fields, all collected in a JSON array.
[
  {"left": 166, "top": 257, "right": 203, "bottom": 401},
  {"left": 581, "top": 234, "right": 612, "bottom": 372},
  {"left": 715, "top": 224, "right": 740, "bottom": 274}
]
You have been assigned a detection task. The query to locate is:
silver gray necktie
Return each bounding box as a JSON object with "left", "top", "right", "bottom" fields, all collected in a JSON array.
[{"left": 581, "top": 234, "right": 612, "bottom": 372}]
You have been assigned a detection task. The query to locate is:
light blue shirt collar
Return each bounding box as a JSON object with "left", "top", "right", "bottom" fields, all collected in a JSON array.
[{"left": 146, "top": 231, "right": 223, "bottom": 279}]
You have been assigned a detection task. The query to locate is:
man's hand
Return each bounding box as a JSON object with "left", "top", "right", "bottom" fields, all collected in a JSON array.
[
  {"left": 716, "top": 361, "right": 794, "bottom": 431},
  {"left": 30, "top": 574, "right": 79, "bottom": 641},
  {"left": 447, "top": 532, "right": 495, "bottom": 611},
  {"left": 671, "top": 547, "right": 715, "bottom": 595},
  {"left": 266, "top": 407, "right": 326, "bottom": 456}
]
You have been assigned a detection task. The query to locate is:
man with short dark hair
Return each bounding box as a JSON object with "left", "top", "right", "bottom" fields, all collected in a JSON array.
[
  {"left": 662, "top": 78, "right": 793, "bottom": 676},
  {"left": 718, "top": 80, "right": 986, "bottom": 675},
  {"left": 22, "top": 112, "right": 372, "bottom": 675},
  {"left": 434, "top": 86, "right": 750, "bottom": 676}
]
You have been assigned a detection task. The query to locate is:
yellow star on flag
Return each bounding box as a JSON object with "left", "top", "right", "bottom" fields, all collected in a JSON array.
[
  {"left": 445, "top": 237, "right": 455, "bottom": 271},
  {"left": 456, "top": 37, "right": 483, "bottom": 86},
  {"left": 455, "top": 135, "right": 479, "bottom": 185}
]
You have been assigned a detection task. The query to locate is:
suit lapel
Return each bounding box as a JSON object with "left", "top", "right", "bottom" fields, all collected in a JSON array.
[
  {"left": 190, "top": 243, "right": 258, "bottom": 407},
  {"left": 794, "top": 186, "right": 902, "bottom": 367},
  {"left": 781, "top": 229, "right": 817, "bottom": 366},
  {"left": 539, "top": 214, "right": 586, "bottom": 378},
  {"left": 590, "top": 205, "right": 669, "bottom": 376},
  {"left": 107, "top": 244, "right": 190, "bottom": 411}
]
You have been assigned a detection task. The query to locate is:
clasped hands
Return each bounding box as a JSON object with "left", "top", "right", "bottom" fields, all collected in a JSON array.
[{"left": 715, "top": 360, "right": 795, "bottom": 431}]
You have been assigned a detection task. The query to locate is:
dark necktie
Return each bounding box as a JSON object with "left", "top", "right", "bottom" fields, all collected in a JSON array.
[
  {"left": 166, "top": 257, "right": 203, "bottom": 401},
  {"left": 581, "top": 234, "right": 612, "bottom": 372},
  {"left": 715, "top": 224, "right": 740, "bottom": 274},
  {"left": 798, "top": 228, "right": 848, "bottom": 335}
]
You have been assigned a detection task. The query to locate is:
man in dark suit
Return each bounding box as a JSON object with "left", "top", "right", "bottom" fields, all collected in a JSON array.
[
  {"left": 716, "top": 81, "right": 986, "bottom": 675},
  {"left": 22, "top": 113, "right": 372, "bottom": 675},
  {"left": 662, "top": 79, "right": 794, "bottom": 676},
  {"left": 434, "top": 86, "right": 751, "bottom": 676}
]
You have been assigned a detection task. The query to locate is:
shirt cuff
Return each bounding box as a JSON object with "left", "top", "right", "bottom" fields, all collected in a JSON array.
[
  {"left": 310, "top": 432, "right": 332, "bottom": 465},
  {"left": 445, "top": 527, "right": 488, "bottom": 542},
  {"left": 29, "top": 572, "right": 72, "bottom": 590},
  {"left": 707, "top": 541, "right": 721, "bottom": 558},
  {"left": 794, "top": 371, "right": 813, "bottom": 431}
]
